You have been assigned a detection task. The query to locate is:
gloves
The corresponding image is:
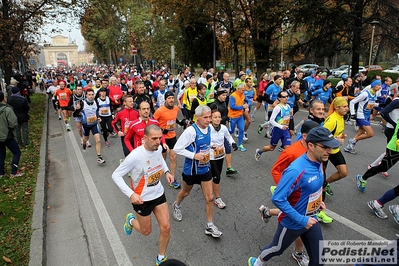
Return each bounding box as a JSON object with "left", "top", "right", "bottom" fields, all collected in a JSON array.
[{"left": 232, "top": 143, "right": 238, "bottom": 151}]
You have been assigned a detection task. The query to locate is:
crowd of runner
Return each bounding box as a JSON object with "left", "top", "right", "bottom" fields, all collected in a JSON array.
[{"left": 22, "top": 63, "right": 399, "bottom": 266}]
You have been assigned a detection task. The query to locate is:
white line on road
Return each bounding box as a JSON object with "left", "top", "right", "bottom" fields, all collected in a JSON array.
[
  {"left": 326, "top": 210, "right": 387, "bottom": 240},
  {"left": 67, "top": 132, "right": 131, "bottom": 265}
]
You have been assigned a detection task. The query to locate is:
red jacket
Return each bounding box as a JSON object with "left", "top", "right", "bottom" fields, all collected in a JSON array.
[
  {"left": 124, "top": 118, "right": 165, "bottom": 152},
  {"left": 111, "top": 107, "right": 139, "bottom": 134}
]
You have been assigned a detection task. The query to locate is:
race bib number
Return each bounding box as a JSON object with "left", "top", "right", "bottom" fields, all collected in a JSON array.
[
  {"left": 367, "top": 100, "right": 375, "bottom": 110},
  {"left": 282, "top": 115, "right": 290, "bottom": 125},
  {"left": 354, "top": 88, "right": 360, "bottom": 95},
  {"left": 87, "top": 114, "right": 97, "bottom": 124},
  {"left": 213, "top": 144, "right": 225, "bottom": 159},
  {"left": 165, "top": 120, "right": 176, "bottom": 131},
  {"left": 268, "top": 104, "right": 274, "bottom": 110},
  {"left": 198, "top": 148, "right": 210, "bottom": 166},
  {"left": 147, "top": 168, "right": 163, "bottom": 187},
  {"left": 208, "top": 92, "right": 214, "bottom": 99},
  {"left": 306, "top": 187, "right": 322, "bottom": 216},
  {"left": 59, "top": 92, "right": 67, "bottom": 100},
  {"left": 124, "top": 120, "right": 130, "bottom": 134},
  {"left": 100, "top": 107, "right": 110, "bottom": 116}
]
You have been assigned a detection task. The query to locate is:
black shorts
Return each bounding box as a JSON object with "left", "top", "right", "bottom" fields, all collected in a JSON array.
[
  {"left": 328, "top": 150, "right": 346, "bottom": 167},
  {"left": 182, "top": 171, "right": 212, "bottom": 186},
  {"left": 132, "top": 193, "right": 166, "bottom": 217},
  {"left": 60, "top": 106, "right": 70, "bottom": 111},
  {"left": 256, "top": 95, "right": 264, "bottom": 103},
  {"left": 162, "top": 137, "right": 177, "bottom": 153}
]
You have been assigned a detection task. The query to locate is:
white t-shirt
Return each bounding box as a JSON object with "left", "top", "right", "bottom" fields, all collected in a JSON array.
[{"left": 112, "top": 145, "right": 169, "bottom": 201}]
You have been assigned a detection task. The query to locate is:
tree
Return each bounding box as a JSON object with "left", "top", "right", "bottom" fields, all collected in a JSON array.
[
  {"left": 0, "top": 0, "right": 78, "bottom": 85},
  {"left": 288, "top": 0, "right": 399, "bottom": 75}
]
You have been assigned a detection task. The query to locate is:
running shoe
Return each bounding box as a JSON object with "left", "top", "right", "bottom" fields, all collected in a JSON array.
[
  {"left": 344, "top": 120, "right": 353, "bottom": 126},
  {"left": 367, "top": 200, "right": 387, "bottom": 219},
  {"left": 169, "top": 181, "right": 181, "bottom": 189},
  {"left": 66, "top": 125, "right": 71, "bottom": 131},
  {"left": 278, "top": 146, "right": 284, "bottom": 152},
  {"left": 243, "top": 133, "right": 248, "bottom": 141},
  {"left": 87, "top": 141, "right": 92, "bottom": 148},
  {"left": 251, "top": 115, "right": 255, "bottom": 122},
  {"left": 292, "top": 248, "right": 310, "bottom": 266},
  {"left": 111, "top": 132, "right": 118, "bottom": 137},
  {"left": 344, "top": 138, "right": 357, "bottom": 154},
  {"left": 124, "top": 213, "right": 135, "bottom": 235},
  {"left": 259, "top": 205, "right": 271, "bottom": 223},
  {"left": 97, "top": 157, "right": 106, "bottom": 164},
  {"left": 325, "top": 183, "right": 334, "bottom": 196},
  {"left": 58, "top": 116, "right": 62, "bottom": 120},
  {"left": 270, "top": 186, "right": 276, "bottom": 195},
  {"left": 248, "top": 257, "right": 257, "bottom": 266},
  {"left": 10, "top": 172, "right": 24, "bottom": 178},
  {"left": 205, "top": 224, "right": 222, "bottom": 238},
  {"left": 316, "top": 211, "right": 333, "bottom": 224},
  {"left": 172, "top": 201, "right": 182, "bottom": 221},
  {"left": 226, "top": 167, "right": 238, "bottom": 175},
  {"left": 381, "top": 171, "right": 389, "bottom": 177},
  {"left": 155, "top": 255, "right": 168, "bottom": 266},
  {"left": 255, "top": 149, "right": 262, "bottom": 161},
  {"left": 257, "top": 124, "right": 263, "bottom": 134},
  {"left": 389, "top": 205, "right": 399, "bottom": 224},
  {"left": 238, "top": 144, "right": 246, "bottom": 152},
  {"left": 234, "top": 129, "right": 239, "bottom": 138},
  {"left": 82, "top": 143, "right": 87, "bottom": 152},
  {"left": 214, "top": 198, "right": 226, "bottom": 209},
  {"left": 105, "top": 141, "right": 109, "bottom": 147},
  {"left": 265, "top": 127, "right": 272, "bottom": 138},
  {"left": 356, "top": 174, "right": 367, "bottom": 192}
]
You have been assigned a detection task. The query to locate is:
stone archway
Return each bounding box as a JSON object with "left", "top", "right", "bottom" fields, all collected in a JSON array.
[{"left": 57, "top": 53, "right": 68, "bottom": 66}]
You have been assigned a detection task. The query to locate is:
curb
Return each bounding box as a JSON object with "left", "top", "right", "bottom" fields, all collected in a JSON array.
[{"left": 29, "top": 94, "right": 49, "bottom": 266}]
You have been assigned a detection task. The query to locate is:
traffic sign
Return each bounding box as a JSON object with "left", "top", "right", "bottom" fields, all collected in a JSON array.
[{"left": 132, "top": 47, "right": 138, "bottom": 55}]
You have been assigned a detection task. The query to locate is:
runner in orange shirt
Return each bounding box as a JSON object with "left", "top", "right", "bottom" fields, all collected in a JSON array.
[
  {"left": 55, "top": 80, "right": 73, "bottom": 131},
  {"left": 154, "top": 91, "right": 189, "bottom": 189}
]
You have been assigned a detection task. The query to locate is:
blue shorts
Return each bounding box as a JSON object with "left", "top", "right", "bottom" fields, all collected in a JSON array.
[
  {"left": 356, "top": 118, "right": 370, "bottom": 127},
  {"left": 73, "top": 117, "right": 82, "bottom": 123},
  {"left": 82, "top": 124, "right": 100, "bottom": 136},
  {"left": 270, "top": 127, "right": 291, "bottom": 147}
]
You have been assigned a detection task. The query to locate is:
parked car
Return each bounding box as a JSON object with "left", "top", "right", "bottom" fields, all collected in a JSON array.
[
  {"left": 298, "top": 64, "right": 319, "bottom": 74},
  {"left": 383, "top": 66, "right": 399, "bottom": 74},
  {"left": 366, "top": 65, "right": 383, "bottom": 71},
  {"left": 331, "top": 65, "right": 349, "bottom": 77},
  {"left": 333, "top": 66, "right": 366, "bottom": 77}
]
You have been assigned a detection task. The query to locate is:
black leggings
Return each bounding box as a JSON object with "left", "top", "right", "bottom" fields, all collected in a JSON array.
[
  {"left": 210, "top": 158, "right": 224, "bottom": 184},
  {"left": 99, "top": 116, "right": 113, "bottom": 141},
  {"left": 363, "top": 148, "right": 399, "bottom": 180}
]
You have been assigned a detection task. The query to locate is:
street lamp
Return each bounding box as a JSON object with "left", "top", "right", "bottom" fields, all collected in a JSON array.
[
  {"left": 368, "top": 20, "right": 379, "bottom": 68},
  {"left": 280, "top": 17, "right": 289, "bottom": 71}
]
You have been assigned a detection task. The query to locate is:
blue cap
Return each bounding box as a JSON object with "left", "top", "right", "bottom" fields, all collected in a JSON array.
[
  {"left": 246, "top": 69, "right": 251, "bottom": 75},
  {"left": 310, "top": 70, "right": 316, "bottom": 75},
  {"left": 371, "top": 79, "right": 382, "bottom": 87},
  {"left": 341, "top": 73, "right": 348, "bottom": 79},
  {"left": 306, "top": 127, "right": 341, "bottom": 148}
]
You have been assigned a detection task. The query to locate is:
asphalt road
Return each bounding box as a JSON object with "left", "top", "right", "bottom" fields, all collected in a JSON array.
[{"left": 46, "top": 107, "right": 399, "bottom": 266}]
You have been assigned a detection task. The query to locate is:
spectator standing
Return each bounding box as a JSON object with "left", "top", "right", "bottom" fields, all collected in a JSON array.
[{"left": 7, "top": 87, "right": 30, "bottom": 147}]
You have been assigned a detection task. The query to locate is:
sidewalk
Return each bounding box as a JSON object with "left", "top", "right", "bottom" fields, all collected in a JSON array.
[{"left": 29, "top": 98, "right": 91, "bottom": 265}]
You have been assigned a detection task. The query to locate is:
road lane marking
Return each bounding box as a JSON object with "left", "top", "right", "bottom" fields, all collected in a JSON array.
[
  {"left": 326, "top": 210, "right": 388, "bottom": 240},
  {"left": 67, "top": 132, "right": 131, "bottom": 265}
]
